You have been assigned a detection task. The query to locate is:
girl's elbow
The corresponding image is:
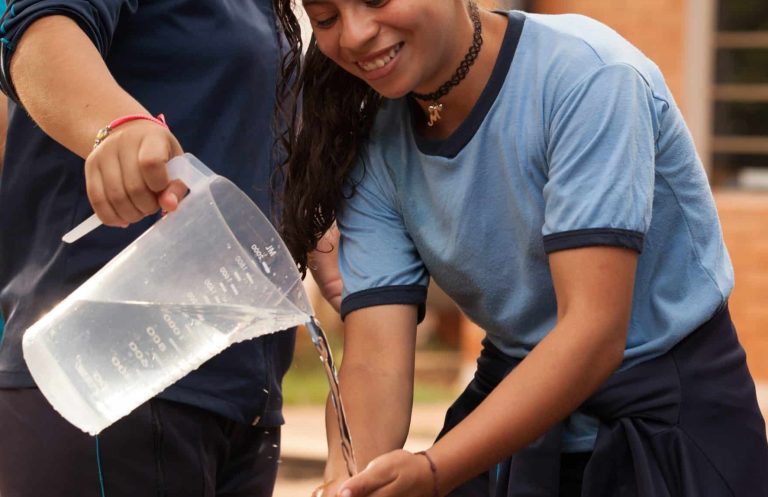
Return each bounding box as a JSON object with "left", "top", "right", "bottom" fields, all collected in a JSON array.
[{"left": 602, "top": 325, "right": 628, "bottom": 372}]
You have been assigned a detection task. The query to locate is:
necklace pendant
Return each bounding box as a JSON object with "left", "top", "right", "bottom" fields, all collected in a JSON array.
[{"left": 427, "top": 102, "right": 444, "bottom": 127}]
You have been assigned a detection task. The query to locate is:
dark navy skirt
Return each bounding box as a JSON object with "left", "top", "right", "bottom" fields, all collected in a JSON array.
[{"left": 437, "top": 305, "right": 768, "bottom": 496}]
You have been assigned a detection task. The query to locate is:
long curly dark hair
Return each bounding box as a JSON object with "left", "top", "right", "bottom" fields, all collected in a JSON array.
[{"left": 272, "top": 0, "right": 383, "bottom": 276}]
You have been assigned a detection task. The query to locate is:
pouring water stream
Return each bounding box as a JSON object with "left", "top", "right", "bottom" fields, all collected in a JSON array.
[{"left": 306, "top": 317, "right": 358, "bottom": 476}]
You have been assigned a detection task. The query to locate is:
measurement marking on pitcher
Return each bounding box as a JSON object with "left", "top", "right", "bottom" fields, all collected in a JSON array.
[
  {"left": 129, "top": 342, "right": 150, "bottom": 368},
  {"left": 168, "top": 338, "right": 182, "bottom": 353},
  {"left": 230, "top": 284, "right": 240, "bottom": 296},
  {"left": 246, "top": 273, "right": 254, "bottom": 284},
  {"left": 111, "top": 355, "right": 131, "bottom": 380},
  {"left": 75, "top": 354, "right": 103, "bottom": 392},
  {"left": 261, "top": 262, "right": 271, "bottom": 274},
  {"left": 186, "top": 292, "right": 200, "bottom": 305},
  {"left": 146, "top": 327, "right": 168, "bottom": 353}
]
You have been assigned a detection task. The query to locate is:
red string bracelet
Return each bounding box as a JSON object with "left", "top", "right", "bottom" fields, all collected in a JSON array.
[
  {"left": 416, "top": 451, "right": 440, "bottom": 497},
  {"left": 93, "top": 113, "right": 169, "bottom": 149}
]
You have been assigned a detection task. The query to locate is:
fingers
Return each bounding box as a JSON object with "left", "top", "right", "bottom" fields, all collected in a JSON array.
[
  {"left": 136, "top": 131, "right": 173, "bottom": 193},
  {"left": 337, "top": 450, "right": 436, "bottom": 497},
  {"left": 84, "top": 120, "right": 183, "bottom": 226},
  {"left": 99, "top": 150, "right": 144, "bottom": 223},
  {"left": 139, "top": 131, "right": 185, "bottom": 213},
  {"left": 337, "top": 457, "right": 399, "bottom": 497},
  {"left": 312, "top": 481, "right": 334, "bottom": 497},
  {"left": 121, "top": 148, "right": 161, "bottom": 216},
  {"left": 84, "top": 163, "right": 125, "bottom": 227},
  {"left": 312, "top": 475, "right": 349, "bottom": 497},
  {"left": 158, "top": 179, "right": 188, "bottom": 213}
]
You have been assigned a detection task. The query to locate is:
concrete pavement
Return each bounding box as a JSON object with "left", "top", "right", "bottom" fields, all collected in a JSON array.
[{"left": 275, "top": 402, "right": 451, "bottom": 496}]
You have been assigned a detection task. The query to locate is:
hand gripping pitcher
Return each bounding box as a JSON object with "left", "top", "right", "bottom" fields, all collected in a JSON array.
[{"left": 23, "top": 154, "right": 323, "bottom": 434}]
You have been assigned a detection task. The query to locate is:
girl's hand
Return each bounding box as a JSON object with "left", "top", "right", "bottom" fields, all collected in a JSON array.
[
  {"left": 312, "top": 476, "right": 345, "bottom": 497},
  {"left": 84, "top": 119, "right": 186, "bottom": 227},
  {"left": 313, "top": 460, "right": 352, "bottom": 497},
  {"left": 336, "top": 450, "right": 435, "bottom": 497}
]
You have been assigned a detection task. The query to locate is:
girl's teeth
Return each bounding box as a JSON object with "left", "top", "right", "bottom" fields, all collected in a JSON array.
[{"left": 360, "top": 44, "right": 401, "bottom": 72}]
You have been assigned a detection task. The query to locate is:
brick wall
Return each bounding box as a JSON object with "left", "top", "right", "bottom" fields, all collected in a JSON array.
[
  {"left": 714, "top": 192, "right": 768, "bottom": 382},
  {"left": 530, "top": 0, "right": 686, "bottom": 112}
]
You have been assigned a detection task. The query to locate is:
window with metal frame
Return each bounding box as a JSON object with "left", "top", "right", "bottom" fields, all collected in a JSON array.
[{"left": 712, "top": 0, "right": 768, "bottom": 189}]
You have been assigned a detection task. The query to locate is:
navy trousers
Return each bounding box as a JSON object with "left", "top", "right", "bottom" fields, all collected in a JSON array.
[
  {"left": 439, "top": 305, "right": 768, "bottom": 496},
  {"left": 0, "top": 392, "right": 281, "bottom": 497}
]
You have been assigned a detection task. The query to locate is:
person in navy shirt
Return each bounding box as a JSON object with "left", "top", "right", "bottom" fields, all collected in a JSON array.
[
  {"left": 0, "top": 1, "right": 297, "bottom": 495},
  {"left": 272, "top": 1, "right": 768, "bottom": 496}
]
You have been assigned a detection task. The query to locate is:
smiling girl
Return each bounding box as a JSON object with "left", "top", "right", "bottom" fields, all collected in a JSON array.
[{"left": 272, "top": 1, "right": 768, "bottom": 496}]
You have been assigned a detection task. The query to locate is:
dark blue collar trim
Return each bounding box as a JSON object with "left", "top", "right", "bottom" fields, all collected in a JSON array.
[{"left": 411, "top": 11, "right": 526, "bottom": 158}]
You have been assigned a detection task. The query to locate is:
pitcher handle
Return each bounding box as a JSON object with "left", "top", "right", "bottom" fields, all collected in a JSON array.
[
  {"left": 62, "top": 153, "right": 216, "bottom": 244},
  {"left": 167, "top": 153, "right": 215, "bottom": 192}
]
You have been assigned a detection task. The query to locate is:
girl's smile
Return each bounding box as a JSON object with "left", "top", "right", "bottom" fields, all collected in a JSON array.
[
  {"left": 354, "top": 42, "right": 404, "bottom": 80},
  {"left": 302, "top": 0, "right": 470, "bottom": 99},
  {"left": 355, "top": 41, "right": 402, "bottom": 72}
]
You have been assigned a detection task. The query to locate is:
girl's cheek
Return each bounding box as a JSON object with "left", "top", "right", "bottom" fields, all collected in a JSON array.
[{"left": 315, "top": 38, "right": 340, "bottom": 62}]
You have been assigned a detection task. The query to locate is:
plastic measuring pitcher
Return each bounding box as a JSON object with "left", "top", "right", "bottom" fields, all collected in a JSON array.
[{"left": 22, "top": 154, "right": 313, "bottom": 435}]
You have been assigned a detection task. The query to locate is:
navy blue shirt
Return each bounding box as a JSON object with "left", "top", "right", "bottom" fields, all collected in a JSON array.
[{"left": 0, "top": 0, "right": 294, "bottom": 426}]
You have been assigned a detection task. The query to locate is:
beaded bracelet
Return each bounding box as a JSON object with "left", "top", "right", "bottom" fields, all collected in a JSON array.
[
  {"left": 416, "top": 450, "right": 440, "bottom": 497},
  {"left": 93, "top": 113, "right": 168, "bottom": 149}
]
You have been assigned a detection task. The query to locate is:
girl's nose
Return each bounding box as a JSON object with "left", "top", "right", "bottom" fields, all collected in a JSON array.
[{"left": 338, "top": 7, "right": 380, "bottom": 53}]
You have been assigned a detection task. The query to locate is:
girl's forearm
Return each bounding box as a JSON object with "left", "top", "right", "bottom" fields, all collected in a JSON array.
[
  {"left": 429, "top": 315, "right": 626, "bottom": 494},
  {"left": 326, "top": 361, "right": 414, "bottom": 476},
  {"left": 324, "top": 305, "right": 419, "bottom": 478},
  {"left": 11, "top": 15, "right": 148, "bottom": 158}
]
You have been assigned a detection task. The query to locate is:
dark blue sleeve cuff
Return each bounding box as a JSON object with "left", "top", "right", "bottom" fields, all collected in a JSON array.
[
  {"left": 543, "top": 228, "right": 644, "bottom": 254},
  {"left": 340, "top": 285, "right": 428, "bottom": 323}
]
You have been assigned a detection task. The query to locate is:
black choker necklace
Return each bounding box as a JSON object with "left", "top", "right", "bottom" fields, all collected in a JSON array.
[{"left": 411, "top": 1, "right": 483, "bottom": 127}]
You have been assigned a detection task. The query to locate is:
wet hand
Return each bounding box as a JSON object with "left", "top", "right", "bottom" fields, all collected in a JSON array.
[
  {"left": 84, "top": 119, "right": 186, "bottom": 227},
  {"left": 336, "top": 450, "right": 435, "bottom": 497},
  {"left": 312, "top": 476, "right": 347, "bottom": 497}
]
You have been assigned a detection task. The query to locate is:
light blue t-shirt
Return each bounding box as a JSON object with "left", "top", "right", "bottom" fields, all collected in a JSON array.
[{"left": 337, "top": 12, "right": 733, "bottom": 452}]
